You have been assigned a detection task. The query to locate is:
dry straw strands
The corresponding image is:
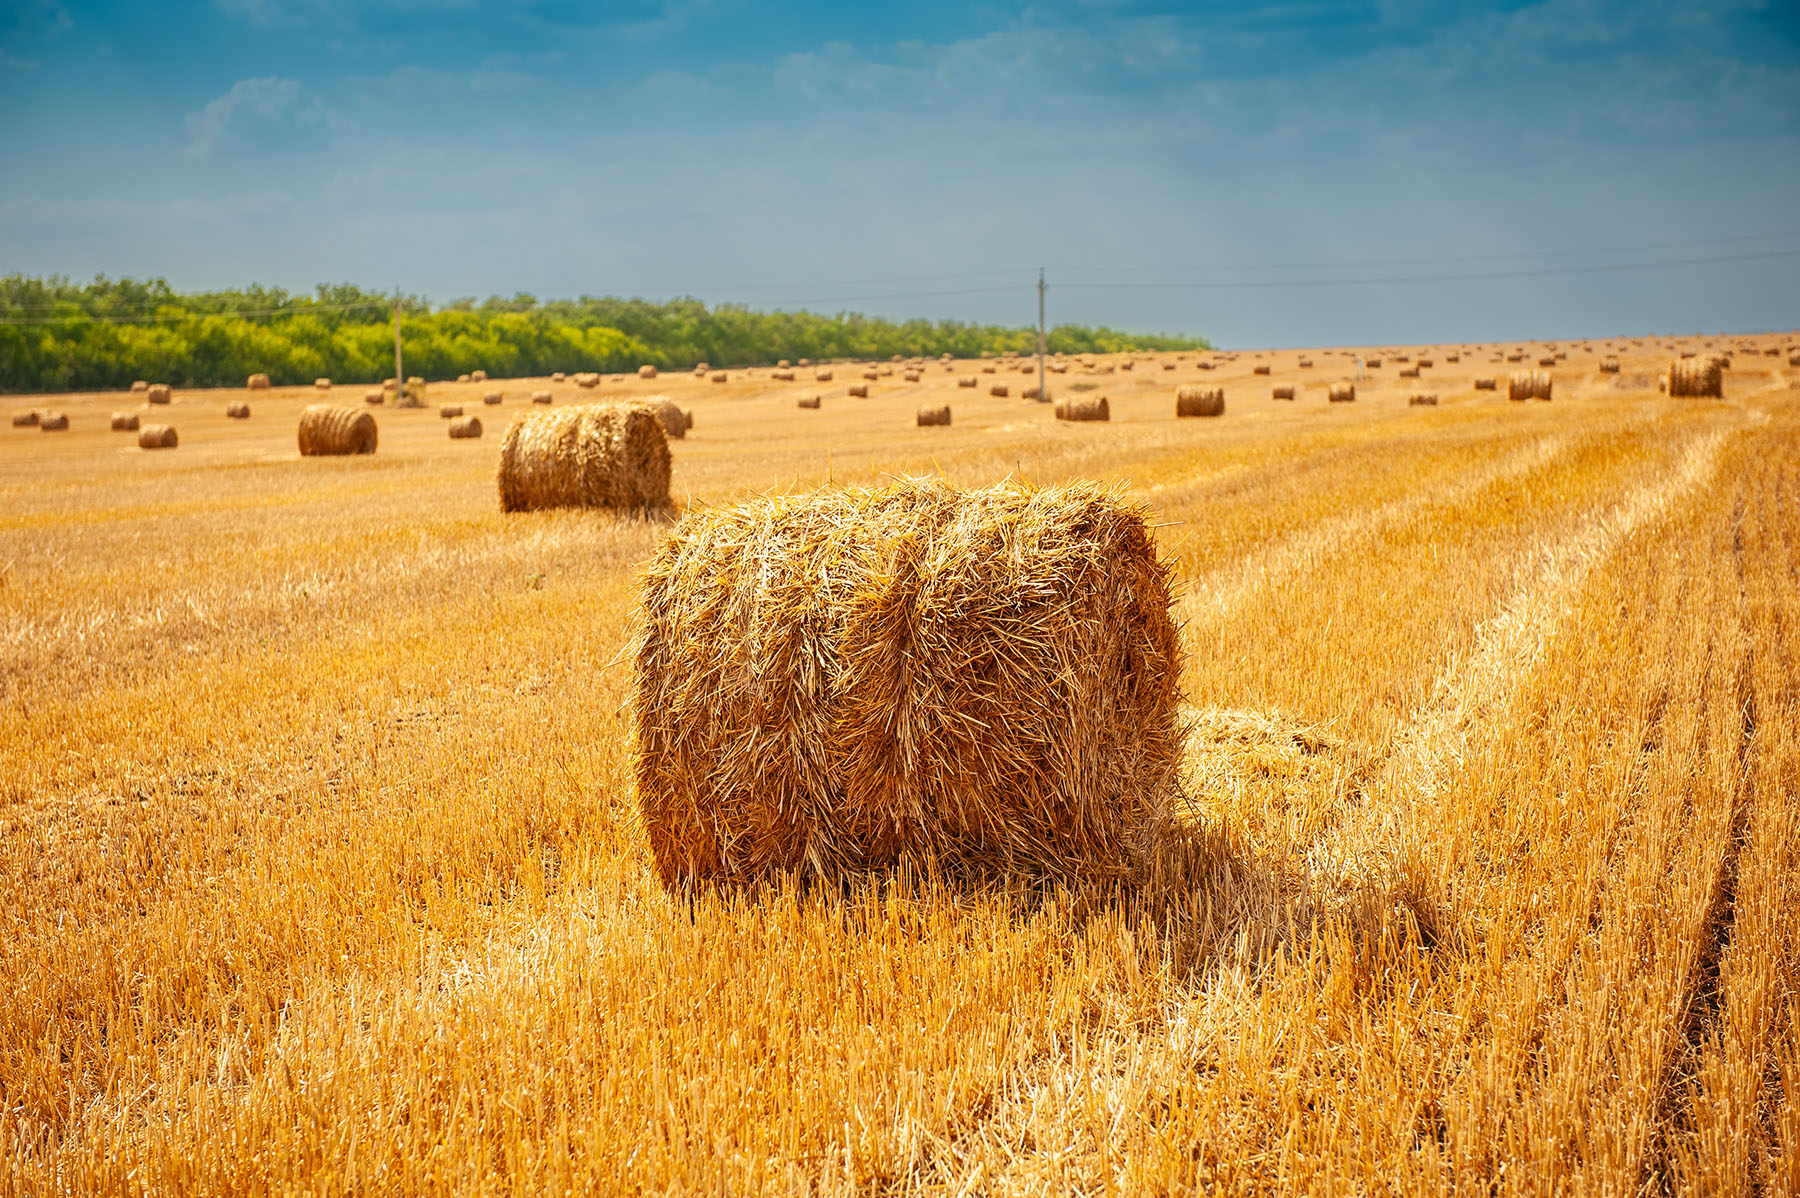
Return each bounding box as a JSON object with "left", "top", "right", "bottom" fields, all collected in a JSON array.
[
  {"left": 1509, "top": 371, "right": 1553, "bottom": 402},
  {"left": 638, "top": 365, "right": 658, "bottom": 380},
  {"left": 448, "top": 415, "right": 483, "bottom": 439},
  {"left": 39, "top": 412, "right": 68, "bottom": 431},
  {"left": 916, "top": 404, "right": 951, "bottom": 426},
  {"left": 110, "top": 411, "right": 138, "bottom": 431},
  {"left": 1409, "top": 393, "right": 1439, "bottom": 406},
  {"left": 246, "top": 373, "right": 270, "bottom": 390},
  {"left": 797, "top": 395, "right": 821, "bottom": 409},
  {"left": 483, "top": 391, "right": 503, "bottom": 405},
  {"left": 137, "top": 424, "right": 178, "bottom": 450},
  {"left": 297, "top": 405, "right": 378, "bottom": 456},
  {"left": 1328, "top": 383, "right": 1356, "bottom": 403},
  {"left": 1666, "top": 357, "right": 1724, "bottom": 398},
  {"left": 634, "top": 479, "right": 1181, "bottom": 890},
  {"left": 12, "top": 410, "right": 39, "bottom": 427},
  {"left": 642, "top": 398, "right": 691, "bottom": 439},
  {"left": 496, "top": 402, "right": 671, "bottom": 515},
  {"left": 1176, "top": 385, "right": 1224, "bottom": 417},
  {"left": 226, "top": 402, "right": 250, "bottom": 419},
  {"left": 1054, "top": 395, "right": 1109, "bottom": 421},
  {"left": 1474, "top": 377, "right": 1498, "bottom": 391},
  {"left": 147, "top": 384, "right": 172, "bottom": 405}
]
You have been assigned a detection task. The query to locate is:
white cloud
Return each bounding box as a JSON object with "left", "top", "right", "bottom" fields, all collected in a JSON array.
[{"left": 183, "top": 77, "right": 341, "bottom": 158}]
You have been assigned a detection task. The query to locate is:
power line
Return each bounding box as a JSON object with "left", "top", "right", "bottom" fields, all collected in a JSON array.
[{"left": 0, "top": 299, "right": 394, "bottom": 326}]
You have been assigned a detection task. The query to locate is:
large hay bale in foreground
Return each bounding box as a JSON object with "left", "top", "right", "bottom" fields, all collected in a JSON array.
[
  {"left": 1055, "top": 395, "right": 1109, "bottom": 421},
  {"left": 247, "top": 373, "right": 270, "bottom": 390},
  {"left": 1509, "top": 371, "right": 1552, "bottom": 401},
  {"left": 1666, "top": 357, "right": 1723, "bottom": 398},
  {"left": 448, "top": 415, "right": 483, "bottom": 439},
  {"left": 642, "top": 398, "right": 691, "bottom": 438},
  {"left": 110, "top": 411, "right": 139, "bottom": 431},
  {"left": 298, "top": 405, "right": 378, "bottom": 455},
  {"left": 12, "top": 410, "right": 39, "bottom": 427},
  {"left": 147, "top": 384, "right": 172, "bottom": 405},
  {"left": 634, "top": 479, "right": 1182, "bottom": 890},
  {"left": 496, "top": 403, "right": 671, "bottom": 514},
  {"left": 1328, "top": 383, "right": 1355, "bottom": 403},
  {"left": 917, "top": 403, "right": 951, "bottom": 426},
  {"left": 226, "top": 402, "right": 250, "bottom": 419},
  {"left": 138, "top": 424, "right": 178, "bottom": 450},
  {"left": 39, "top": 412, "right": 68, "bottom": 431},
  {"left": 1176, "top": 385, "right": 1224, "bottom": 417}
]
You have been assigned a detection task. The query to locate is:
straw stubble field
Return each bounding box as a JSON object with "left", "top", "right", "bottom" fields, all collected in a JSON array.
[{"left": 3, "top": 337, "right": 1798, "bottom": 1193}]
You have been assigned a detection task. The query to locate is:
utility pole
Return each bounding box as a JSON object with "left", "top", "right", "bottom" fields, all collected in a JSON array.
[
  {"left": 393, "top": 290, "right": 404, "bottom": 403},
  {"left": 1037, "top": 268, "right": 1048, "bottom": 403}
]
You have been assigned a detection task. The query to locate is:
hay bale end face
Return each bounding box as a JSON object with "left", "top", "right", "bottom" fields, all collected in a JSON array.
[
  {"left": 917, "top": 403, "right": 951, "bottom": 426},
  {"left": 226, "top": 402, "right": 250, "bottom": 419},
  {"left": 496, "top": 402, "right": 671, "bottom": 515},
  {"left": 247, "top": 373, "right": 270, "bottom": 390},
  {"left": 298, "top": 405, "right": 378, "bottom": 456},
  {"left": 1666, "top": 358, "right": 1724, "bottom": 398},
  {"left": 39, "top": 412, "right": 69, "bottom": 431},
  {"left": 138, "top": 424, "right": 178, "bottom": 449},
  {"left": 147, "top": 384, "right": 172, "bottom": 405},
  {"left": 634, "top": 479, "right": 1182, "bottom": 890},
  {"left": 1508, "top": 371, "right": 1552, "bottom": 402},
  {"left": 1054, "top": 395, "right": 1109, "bottom": 421},
  {"left": 1328, "top": 383, "right": 1355, "bottom": 403},
  {"left": 448, "top": 415, "right": 483, "bottom": 439},
  {"left": 12, "top": 410, "right": 39, "bottom": 427},
  {"left": 1176, "top": 385, "right": 1224, "bottom": 417}
]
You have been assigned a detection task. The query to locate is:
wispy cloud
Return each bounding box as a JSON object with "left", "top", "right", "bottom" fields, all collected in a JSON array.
[{"left": 183, "top": 76, "right": 341, "bottom": 158}]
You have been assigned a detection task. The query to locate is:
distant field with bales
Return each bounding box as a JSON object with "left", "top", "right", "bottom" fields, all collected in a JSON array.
[{"left": 5, "top": 329, "right": 1800, "bottom": 1193}]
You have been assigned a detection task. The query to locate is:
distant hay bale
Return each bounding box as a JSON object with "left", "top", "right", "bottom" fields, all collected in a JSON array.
[
  {"left": 634, "top": 479, "right": 1181, "bottom": 890},
  {"left": 1252, "top": 365, "right": 1271, "bottom": 376},
  {"left": 814, "top": 369, "right": 833, "bottom": 382},
  {"left": 471, "top": 370, "right": 487, "bottom": 382},
  {"left": 457, "top": 374, "right": 471, "bottom": 383},
  {"left": 1055, "top": 395, "right": 1109, "bottom": 421},
  {"left": 777, "top": 359, "right": 790, "bottom": 368},
  {"left": 1398, "top": 366, "right": 1420, "bottom": 378},
  {"left": 1364, "top": 358, "right": 1382, "bottom": 369},
  {"left": 917, "top": 404, "right": 951, "bottom": 426},
  {"left": 137, "top": 424, "right": 178, "bottom": 450},
  {"left": 1176, "top": 385, "right": 1224, "bottom": 417},
  {"left": 1666, "top": 358, "right": 1723, "bottom": 398},
  {"left": 771, "top": 369, "right": 796, "bottom": 381},
  {"left": 552, "top": 372, "right": 567, "bottom": 383},
  {"left": 1328, "top": 383, "right": 1355, "bottom": 403},
  {"left": 1120, "top": 361, "right": 1135, "bottom": 371},
  {"left": 1474, "top": 377, "right": 1498, "bottom": 391},
  {"left": 39, "top": 412, "right": 68, "bottom": 431},
  {"left": 483, "top": 390, "right": 503, "bottom": 405},
  {"left": 1537, "top": 356, "right": 1556, "bottom": 367},
  {"left": 990, "top": 384, "right": 1010, "bottom": 397},
  {"left": 448, "top": 415, "right": 483, "bottom": 439},
  {"left": 879, "top": 367, "right": 895, "bottom": 377},
  {"left": 226, "top": 402, "right": 250, "bottom": 419},
  {"left": 247, "top": 373, "right": 270, "bottom": 390},
  {"left": 1600, "top": 356, "right": 1621, "bottom": 373},
  {"left": 712, "top": 372, "right": 729, "bottom": 383},
  {"left": 364, "top": 390, "right": 385, "bottom": 405},
  {"left": 12, "top": 410, "right": 39, "bottom": 427},
  {"left": 532, "top": 390, "right": 553, "bottom": 405},
  {"left": 577, "top": 373, "right": 601, "bottom": 389},
  {"left": 848, "top": 384, "right": 869, "bottom": 398},
  {"left": 1050, "top": 363, "right": 1067, "bottom": 373},
  {"left": 1271, "top": 386, "right": 1295, "bottom": 400},
  {"left": 1022, "top": 385, "right": 1044, "bottom": 400},
  {"left": 298, "top": 405, "right": 378, "bottom": 456},
  {"left": 110, "top": 411, "right": 139, "bottom": 430},
  {"left": 1445, "top": 353, "right": 1460, "bottom": 363},
  {"left": 1019, "top": 363, "right": 1035, "bottom": 375},
  {"left": 798, "top": 358, "right": 810, "bottom": 367},
  {"left": 496, "top": 402, "right": 671, "bottom": 514},
  {"left": 1417, "top": 358, "right": 1434, "bottom": 368},
  {"left": 1509, "top": 371, "right": 1552, "bottom": 401},
  {"left": 904, "top": 371, "right": 922, "bottom": 383},
  {"left": 408, "top": 376, "right": 424, "bottom": 387},
  {"left": 1393, "top": 355, "right": 1411, "bottom": 364},
  {"left": 638, "top": 364, "right": 658, "bottom": 380},
  {"left": 862, "top": 369, "right": 880, "bottom": 381},
  {"left": 958, "top": 376, "right": 978, "bottom": 388},
  {"left": 1409, "top": 393, "right": 1438, "bottom": 406},
  {"left": 1163, "top": 362, "right": 1177, "bottom": 371},
  {"left": 440, "top": 404, "right": 464, "bottom": 418},
  {"left": 642, "top": 398, "right": 691, "bottom": 438},
  {"left": 694, "top": 362, "right": 710, "bottom": 373},
  {"left": 130, "top": 380, "right": 149, "bottom": 393},
  {"left": 314, "top": 378, "right": 332, "bottom": 391},
  {"left": 1297, "top": 358, "right": 1313, "bottom": 368},
  {"left": 797, "top": 395, "right": 821, "bottom": 409},
  {"left": 147, "top": 384, "right": 172, "bottom": 405}
]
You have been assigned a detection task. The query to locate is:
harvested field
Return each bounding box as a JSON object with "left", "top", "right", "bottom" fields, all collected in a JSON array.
[{"left": 3, "top": 333, "right": 1798, "bottom": 1194}]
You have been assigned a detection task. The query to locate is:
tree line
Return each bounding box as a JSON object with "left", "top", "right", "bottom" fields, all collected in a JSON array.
[{"left": 0, "top": 276, "right": 1208, "bottom": 394}]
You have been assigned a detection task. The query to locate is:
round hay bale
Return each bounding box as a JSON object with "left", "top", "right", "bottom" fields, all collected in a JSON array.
[
  {"left": 439, "top": 404, "right": 464, "bottom": 418},
  {"left": 917, "top": 404, "right": 951, "bottom": 426},
  {"left": 712, "top": 372, "right": 728, "bottom": 383},
  {"left": 1409, "top": 393, "right": 1439, "bottom": 406},
  {"left": 364, "top": 390, "right": 385, "bottom": 405},
  {"left": 147, "top": 384, "right": 172, "bottom": 405},
  {"left": 1328, "top": 383, "right": 1355, "bottom": 403},
  {"left": 407, "top": 376, "right": 424, "bottom": 387},
  {"left": 1019, "top": 363, "right": 1035, "bottom": 375},
  {"left": 638, "top": 364, "right": 658, "bottom": 380},
  {"left": 694, "top": 362, "right": 710, "bottom": 373},
  {"left": 1271, "top": 386, "right": 1295, "bottom": 401},
  {"left": 1022, "top": 385, "right": 1044, "bottom": 400},
  {"left": 314, "top": 378, "right": 332, "bottom": 391},
  {"left": 797, "top": 395, "right": 821, "bottom": 409},
  {"left": 1398, "top": 366, "right": 1420, "bottom": 378},
  {"left": 904, "top": 371, "right": 922, "bottom": 383},
  {"left": 552, "top": 372, "right": 567, "bottom": 383},
  {"left": 1120, "top": 361, "right": 1135, "bottom": 372},
  {"left": 1176, "top": 385, "right": 1224, "bottom": 417},
  {"left": 226, "top": 401, "right": 250, "bottom": 419},
  {"left": 471, "top": 370, "right": 488, "bottom": 383},
  {"left": 642, "top": 398, "right": 690, "bottom": 439},
  {"left": 39, "top": 412, "right": 68, "bottom": 431},
  {"left": 1054, "top": 395, "right": 1109, "bottom": 421},
  {"left": 1162, "top": 362, "right": 1177, "bottom": 371},
  {"left": 1364, "top": 358, "right": 1382, "bottom": 369},
  {"left": 980, "top": 365, "right": 997, "bottom": 374},
  {"left": 798, "top": 358, "right": 810, "bottom": 367},
  {"left": 483, "top": 390, "right": 503, "bottom": 405},
  {"left": 496, "top": 402, "right": 671, "bottom": 514},
  {"left": 1445, "top": 353, "right": 1460, "bottom": 364},
  {"left": 990, "top": 384, "right": 1009, "bottom": 397},
  {"left": 814, "top": 370, "right": 833, "bottom": 382},
  {"left": 247, "top": 373, "right": 270, "bottom": 390},
  {"left": 576, "top": 373, "right": 601, "bottom": 389},
  {"left": 110, "top": 411, "right": 139, "bottom": 431},
  {"left": 137, "top": 424, "right": 178, "bottom": 450},
  {"left": 958, "top": 376, "right": 978, "bottom": 388},
  {"left": 298, "top": 405, "right": 378, "bottom": 456},
  {"left": 457, "top": 374, "right": 471, "bottom": 384},
  {"left": 1537, "top": 356, "right": 1556, "bottom": 368},
  {"left": 1252, "top": 365, "right": 1271, "bottom": 376},
  {"left": 12, "top": 410, "right": 39, "bottom": 427},
  {"left": 130, "top": 380, "right": 149, "bottom": 393},
  {"left": 448, "top": 415, "right": 483, "bottom": 439},
  {"left": 1297, "top": 358, "right": 1313, "bottom": 368},
  {"left": 532, "top": 390, "right": 553, "bottom": 405},
  {"left": 635, "top": 479, "right": 1181, "bottom": 890},
  {"left": 772, "top": 369, "right": 798, "bottom": 381},
  {"left": 1600, "top": 356, "right": 1621, "bottom": 373},
  {"left": 863, "top": 369, "right": 880, "bottom": 381},
  {"left": 1418, "top": 357, "right": 1435, "bottom": 368},
  {"left": 777, "top": 359, "right": 790, "bottom": 369},
  {"left": 848, "top": 384, "right": 870, "bottom": 398},
  {"left": 1666, "top": 358, "right": 1723, "bottom": 398},
  {"left": 1508, "top": 371, "right": 1552, "bottom": 402},
  {"left": 1474, "top": 377, "right": 1498, "bottom": 391}
]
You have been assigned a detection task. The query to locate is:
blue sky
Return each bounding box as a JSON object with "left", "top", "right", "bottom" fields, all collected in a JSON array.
[{"left": 2, "top": 0, "right": 1797, "bottom": 346}]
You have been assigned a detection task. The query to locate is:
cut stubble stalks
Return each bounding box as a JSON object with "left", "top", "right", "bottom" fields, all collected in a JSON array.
[{"left": 635, "top": 479, "right": 1183, "bottom": 893}]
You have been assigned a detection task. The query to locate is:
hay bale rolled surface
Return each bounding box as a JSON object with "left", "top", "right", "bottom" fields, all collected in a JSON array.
[
  {"left": 1054, "top": 395, "right": 1109, "bottom": 422},
  {"left": 990, "top": 384, "right": 1010, "bottom": 398},
  {"left": 797, "top": 395, "right": 821, "bottom": 409},
  {"left": 1409, "top": 393, "right": 1439, "bottom": 406},
  {"left": 314, "top": 378, "right": 332, "bottom": 391},
  {"left": 1666, "top": 357, "right": 1724, "bottom": 398},
  {"left": 1474, "top": 377, "right": 1498, "bottom": 391},
  {"left": 642, "top": 398, "right": 691, "bottom": 439},
  {"left": 1176, "top": 385, "right": 1224, "bottom": 417},
  {"left": 440, "top": 404, "right": 464, "bottom": 419},
  {"left": 483, "top": 390, "right": 503, "bottom": 405},
  {"left": 130, "top": 380, "right": 149, "bottom": 393},
  {"left": 39, "top": 412, "right": 69, "bottom": 431},
  {"left": 635, "top": 479, "right": 1182, "bottom": 889},
  {"left": 532, "top": 390, "right": 553, "bottom": 405},
  {"left": 110, "top": 411, "right": 139, "bottom": 431},
  {"left": 137, "top": 424, "right": 178, "bottom": 450},
  {"left": 448, "top": 415, "right": 483, "bottom": 439},
  {"left": 298, "top": 405, "right": 378, "bottom": 456},
  {"left": 848, "top": 384, "right": 870, "bottom": 399},
  {"left": 12, "top": 410, "right": 39, "bottom": 427},
  {"left": 496, "top": 402, "right": 671, "bottom": 514},
  {"left": 1271, "top": 386, "right": 1295, "bottom": 401},
  {"left": 226, "top": 401, "right": 250, "bottom": 419},
  {"left": 638, "top": 364, "right": 658, "bottom": 380},
  {"left": 1328, "top": 383, "right": 1355, "bottom": 403},
  {"left": 247, "top": 373, "right": 270, "bottom": 390},
  {"left": 147, "top": 384, "right": 172, "bottom": 405},
  {"left": 1508, "top": 371, "right": 1552, "bottom": 402},
  {"left": 917, "top": 404, "right": 952, "bottom": 426}
]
